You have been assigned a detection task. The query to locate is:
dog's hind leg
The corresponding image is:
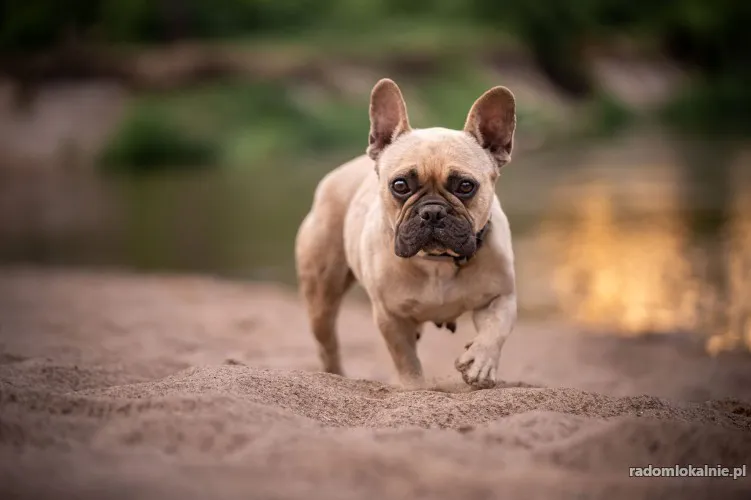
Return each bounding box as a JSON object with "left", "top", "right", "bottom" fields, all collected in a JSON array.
[{"left": 295, "top": 213, "right": 354, "bottom": 376}]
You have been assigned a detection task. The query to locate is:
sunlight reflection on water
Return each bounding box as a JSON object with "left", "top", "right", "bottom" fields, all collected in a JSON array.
[{"left": 527, "top": 140, "right": 751, "bottom": 354}]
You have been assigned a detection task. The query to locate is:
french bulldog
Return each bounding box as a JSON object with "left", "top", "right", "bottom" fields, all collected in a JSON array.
[{"left": 295, "top": 78, "right": 517, "bottom": 389}]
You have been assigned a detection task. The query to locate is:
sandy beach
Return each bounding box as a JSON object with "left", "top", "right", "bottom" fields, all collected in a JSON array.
[{"left": 0, "top": 266, "right": 750, "bottom": 499}]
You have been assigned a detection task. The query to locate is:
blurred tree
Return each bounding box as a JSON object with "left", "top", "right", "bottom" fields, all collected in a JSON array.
[
  {"left": 1, "top": 0, "right": 99, "bottom": 50},
  {"left": 1, "top": 0, "right": 749, "bottom": 88},
  {"left": 658, "top": 0, "right": 751, "bottom": 78}
]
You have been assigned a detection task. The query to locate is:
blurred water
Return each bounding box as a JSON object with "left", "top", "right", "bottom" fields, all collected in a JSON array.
[{"left": 1, "top": 130, "right": 749, "bottom": 352}]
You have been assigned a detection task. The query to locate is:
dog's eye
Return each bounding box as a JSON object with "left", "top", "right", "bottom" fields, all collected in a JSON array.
[
  {"left": 391, "top": 178, "right": 411, "bottom": 196},
  {"left": 455, "top": 180, "right": 476, "bottom": 197}
]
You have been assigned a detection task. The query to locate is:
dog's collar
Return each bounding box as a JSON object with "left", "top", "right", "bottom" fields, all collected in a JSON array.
[{"left": 419, "top": 219, "right": 491, "bottom": 267}]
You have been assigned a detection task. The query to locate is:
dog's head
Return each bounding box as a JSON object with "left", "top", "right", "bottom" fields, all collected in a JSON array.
[{"left": 366, "top": 78, "right": 516, "bottom": 259}]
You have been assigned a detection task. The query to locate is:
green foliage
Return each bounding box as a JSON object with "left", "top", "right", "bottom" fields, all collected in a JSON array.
[
  {"left": 8, "top": 0, "right": 747, "bottom": 158},
  {"left": 0, "top": 0, "right": 98, "bottom": 50},
  {"left": 99, "top": 108, "right": 218, "bottom": 171},
  {"left": 467, "top": 0, "right": 750, "bottom": 96},
  {"left": 3, "top": 0, "right": 749, "bottom": 90},
  {"left": 661, "top": 77, "right": 751, "bottom": 135},
  {"left": 5, "top": 0, "right": 748, "bottom": 118},
  {"left": 98, "top": 0, "right": 162, "bottom": 42},
  {"left": 98, "top": 74, "right": 565, "bottom": 172},
  {"left": 98, "top": 80, "right": 371, "bottom": 171},
  {"left": 585, "top": 93, "right": 636, "bottom": 137}
]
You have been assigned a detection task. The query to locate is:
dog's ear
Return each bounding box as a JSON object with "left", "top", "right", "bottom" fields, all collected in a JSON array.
[
  {"left": 464, "top": 86, "right": 516, "bottom": 169},
  {"left": 367, "top": 78, "right": 411, "bottom": 161}
]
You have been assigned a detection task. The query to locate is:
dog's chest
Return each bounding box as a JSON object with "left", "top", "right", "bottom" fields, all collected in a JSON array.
[{"left": 383, "top": 264, "right": 492, "bottom": 323}]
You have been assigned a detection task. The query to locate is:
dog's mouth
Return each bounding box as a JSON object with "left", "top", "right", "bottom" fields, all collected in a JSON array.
[
  {"left": 420, "top": 242, "right": 462, "bottom": 257},
  {"left": 394, "top": 207, "right": 476, "bottom": 259}
]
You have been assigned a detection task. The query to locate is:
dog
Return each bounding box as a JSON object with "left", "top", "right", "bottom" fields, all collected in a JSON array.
[{"left": 295, "top": 78, "right": 517, "bottom": 389}]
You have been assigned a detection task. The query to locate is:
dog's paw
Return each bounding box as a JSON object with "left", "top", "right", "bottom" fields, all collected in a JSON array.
[{"left": 454, "top": 341, "right": 500, "bottom": 389}]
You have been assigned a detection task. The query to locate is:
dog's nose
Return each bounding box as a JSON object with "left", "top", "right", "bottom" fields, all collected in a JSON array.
[{"left": 418, "top": 204, "right": 447, "bottom": 223}]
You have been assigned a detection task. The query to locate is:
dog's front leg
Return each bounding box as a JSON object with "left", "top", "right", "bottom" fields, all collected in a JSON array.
[
  {"left": 455, "top": 293, "right": 517, "bottom": 389},
  {"left": 374, "top": 309, "right": 424, "bottom": 388}
]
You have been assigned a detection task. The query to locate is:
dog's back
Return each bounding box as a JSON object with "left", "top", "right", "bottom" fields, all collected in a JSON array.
[{"left": 308, "top": 155, "right": 373, "bottom": 219}]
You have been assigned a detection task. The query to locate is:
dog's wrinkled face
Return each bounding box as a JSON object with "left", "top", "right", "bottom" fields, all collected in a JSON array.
[
  {"left": 366, "top": 79, "right": 516, "bottom": 259},
  {"left": 378, "top": 130, "right": 496, "bottom": 258}
]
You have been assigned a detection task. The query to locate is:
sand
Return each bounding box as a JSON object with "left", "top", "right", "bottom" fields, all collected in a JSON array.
[{"left": 0, "top": 267, "right": 750, "bottom": 499}]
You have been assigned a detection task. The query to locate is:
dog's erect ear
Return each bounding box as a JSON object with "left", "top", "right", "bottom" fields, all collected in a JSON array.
[
  {"left": 367, "top": 78, "right": 411, "bottom": 161},
  {"left": 464, "top": 86, "right": 516, "bottom": 169}
]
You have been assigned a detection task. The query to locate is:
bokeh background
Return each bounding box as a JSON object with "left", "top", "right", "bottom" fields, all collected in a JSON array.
[{"left": 1, "top": 0, "right": 750, "bottom": 353}]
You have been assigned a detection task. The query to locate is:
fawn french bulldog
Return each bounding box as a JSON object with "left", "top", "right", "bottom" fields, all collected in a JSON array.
[{"left": 295, "top": 78, "right": 517, "bottom": 389}]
